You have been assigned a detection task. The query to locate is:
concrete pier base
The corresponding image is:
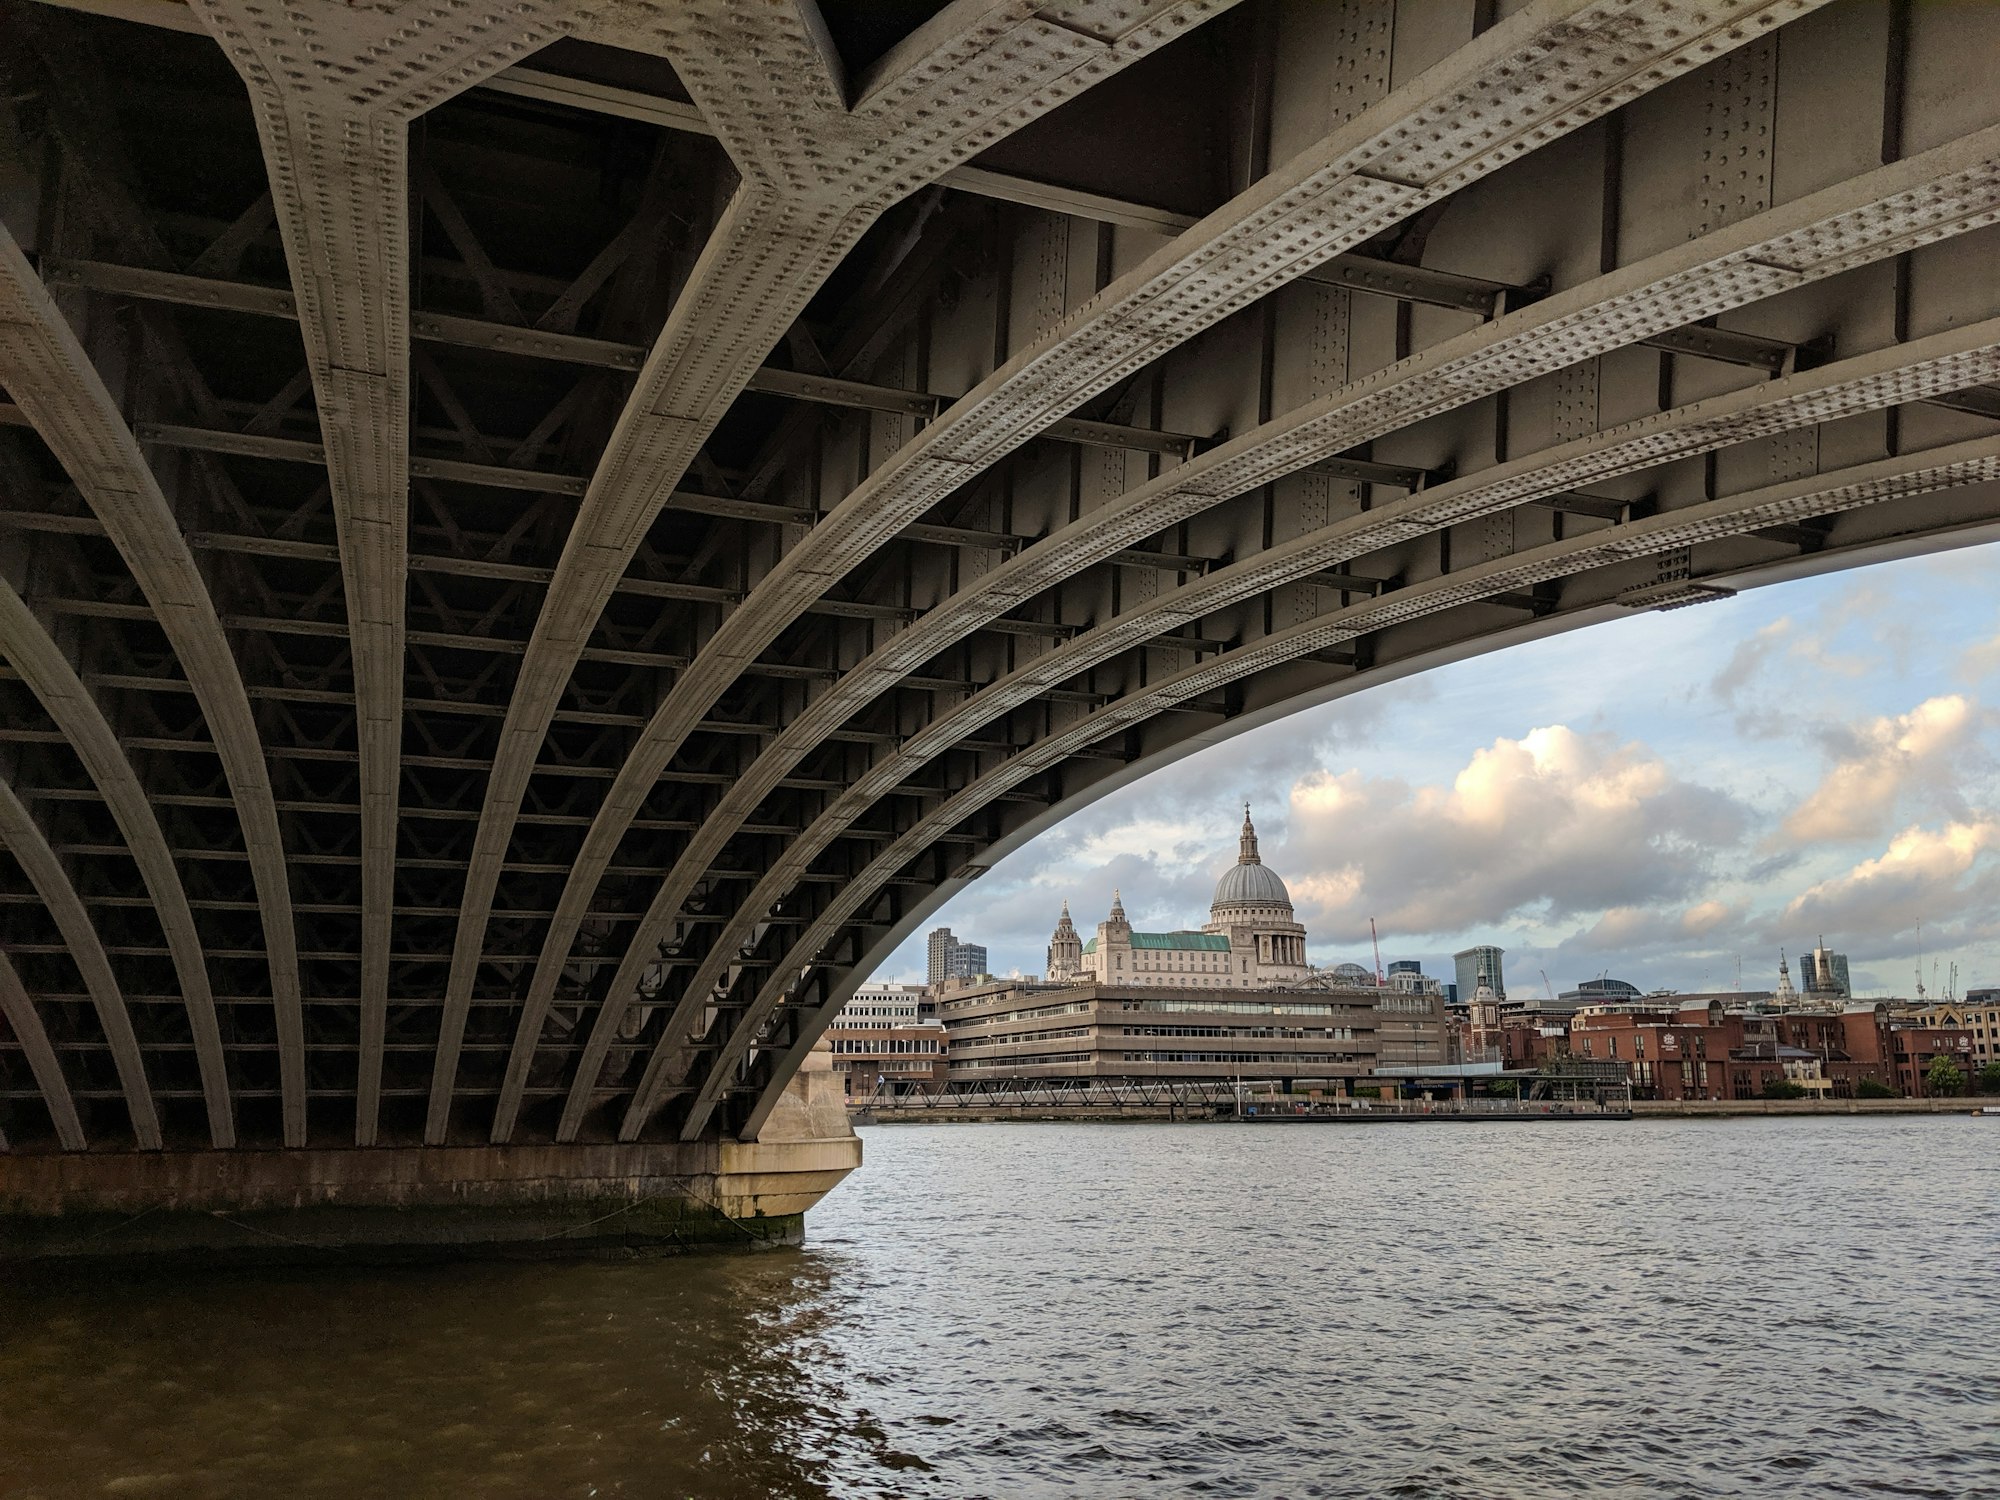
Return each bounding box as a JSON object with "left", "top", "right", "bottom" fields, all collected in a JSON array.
[{"left": 0, "top": 1054, "right": 861, "bottom": 1264}]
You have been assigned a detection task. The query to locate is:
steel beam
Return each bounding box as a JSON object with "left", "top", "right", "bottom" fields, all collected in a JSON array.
[
  {"left": 0, "top": 950, "right": 85, "bottom": 1150},
  {"left": 0, "top": 776, "right": 160, "bottom": 1148},
  {"left": 608, "top": 124, "right": 2000, "bottom": 1142},
  {"left": 538, "top": 0, "right": 1823, "bottom": 1145},
  {"left": 188, "top": 0, "right": 572, "bottom": 1144},
  {"left": 666, "top": 322, "right": 2000, "bottom": 1140},
  {"left": 53, "top": 260, "right": 1223, "bottom": 464},
  {"left": 0, "top": 224, "right": 308, "bottom": 1146},
  {"left": 731, "top": 439, "right": 2000, "bottom": 1140},
  {"left": 0, "top": 579, "right": 234, "bottom": 1145},
  {"left": 463, "top": 0, "right": 1247, "bottom": 1145}
]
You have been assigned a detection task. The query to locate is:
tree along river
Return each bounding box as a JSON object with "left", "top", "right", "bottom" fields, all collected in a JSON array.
[{"left": 1, "top": 1117, "right": 1995, "bottom": 1499}]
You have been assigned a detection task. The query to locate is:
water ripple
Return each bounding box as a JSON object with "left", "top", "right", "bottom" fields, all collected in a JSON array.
[{"left": 0, "top": 1119, "right": 1995, "bottom": 1497}]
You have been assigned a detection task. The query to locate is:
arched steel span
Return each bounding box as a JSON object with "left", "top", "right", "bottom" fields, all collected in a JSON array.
[
  {"left": 659, "top": 322, "right": 2000, "bottom": 1142},
  {"left": 0, "top": 0, "right": 1995, "bottom": 1162},
  {"left": 522, "top": 0, "right": 1839, "bottom": 1145},
  {"left": 0, "top": 576, "right": 231, "bottom": 1144},
  {"left": 724, "top": 433, "right": 2000, "bottom": 1140},
  {"left": 595, "top": 131, "right": 2000, "bottom": 1142}
]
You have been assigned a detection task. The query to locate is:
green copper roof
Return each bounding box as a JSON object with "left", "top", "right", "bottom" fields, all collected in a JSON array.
[{"left": 1081, "top": 931, "right": 1229, "bottom": 955}]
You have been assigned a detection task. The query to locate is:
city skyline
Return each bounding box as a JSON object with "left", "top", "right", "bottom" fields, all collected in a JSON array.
[{"left": 874, "top": 538, "right": 2000, "bottom": 1001}]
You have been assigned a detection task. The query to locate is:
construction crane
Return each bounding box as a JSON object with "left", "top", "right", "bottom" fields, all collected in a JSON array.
[
  {"left": 1369, "top": 918, "right": 1384, "bottom": 987},
  {"left": 1541, "top": 968, "right": 1558, "bottom": 1005}
]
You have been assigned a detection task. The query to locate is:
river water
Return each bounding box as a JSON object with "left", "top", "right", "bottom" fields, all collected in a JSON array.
[{"left": 2, "top": 1118, "right": 1995, "bottom": 1499}]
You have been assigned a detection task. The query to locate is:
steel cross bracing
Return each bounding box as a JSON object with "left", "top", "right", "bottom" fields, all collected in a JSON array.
[
  {"left": 526, "top": 0, "right": 1830, "bottom": 1144},
  {"left": 677, "top": 340, "right": 2000, "bottom": 1140},
  {"left": 606, "top": 127, "right": 2000, "bottom": 1140},
  {"left": 0, "top": 578, "right": 233, "bottom": 1144},
  {"left": 719, "top": 434, "right": 2000, "bottom": 1141},
  {"left": 421, "top": 0, "right": 1249, "bottom": 1147},
  {"left": 0, "top": 226, "right": 308, "bottom": 1145},
  {"left": 658, "top": 321, "right": 2000, "bottom": 1139}
]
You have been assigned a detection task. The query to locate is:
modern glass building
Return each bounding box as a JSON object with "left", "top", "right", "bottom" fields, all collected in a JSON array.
[{"left": 1453, "top": 945, "right": 1506, "bottom": 1004}]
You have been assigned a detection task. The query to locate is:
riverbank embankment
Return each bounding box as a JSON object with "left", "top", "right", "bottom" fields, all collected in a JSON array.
[
  {"left": 858, "top": 1098, "right": 1988, "bottom": 1124},
  {"left": 1630, "top": 1097, "right": 1978, "bottom": 1117}
]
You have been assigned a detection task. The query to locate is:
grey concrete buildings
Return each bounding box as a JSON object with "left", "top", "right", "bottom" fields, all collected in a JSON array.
[
  {"left": 936, "top": 981, "right": 1398, "bottom": 1088},
  {"left": 927, "top": 928, "right": 989, "bottom": 989}
]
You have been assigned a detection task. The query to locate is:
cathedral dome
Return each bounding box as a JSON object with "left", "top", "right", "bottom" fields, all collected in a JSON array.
[
  {"left": 1212, "top": 858, "right": 1292, "bottom": 908},
  {"left": 1209, "top": 807, "right": 1293, "bottom": 912}
]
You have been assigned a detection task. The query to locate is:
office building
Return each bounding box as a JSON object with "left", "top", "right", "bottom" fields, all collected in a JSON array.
[
  {"left": 827, "top": 982, "right": 948, "bottom": 1096},
  {"left": 1454, "top": 945, "right": 1506, "bottom": 1005},
  {"left": 935, "top": 978, "right": 1433, "bottom": 1087},
  {"left": 926, "top": 927, "right": 988, "bottom": 988},
  {"left": 1798, "top": 939, "right": 1851, "bottom": 999}
]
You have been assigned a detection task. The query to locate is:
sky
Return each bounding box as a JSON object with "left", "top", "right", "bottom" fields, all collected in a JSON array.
[{"left": 872, "top": 537, "right": 2000, "bottom": 1002}]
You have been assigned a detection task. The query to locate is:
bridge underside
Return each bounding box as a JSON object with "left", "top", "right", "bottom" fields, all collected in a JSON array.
[{"left": 0, "top": 0, "right": 1997, "bottom": 1224}]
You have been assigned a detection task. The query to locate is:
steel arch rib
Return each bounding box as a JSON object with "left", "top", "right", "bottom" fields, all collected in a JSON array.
[
  {"left": 666, "top": 330, "right": 2000, "bottom": 1139},
  {"left": 653, "top": 314, "right": 2000, "bottom": 1139},
  {"left": 0, "top": 776, "right": 160, "bottom": 1148},
  {"left": 726, "top": 437, "right": 2000, "bottom": 1140},
  {"left": 0, "top": 226, "right": 300, "bottom": 1146},
  {"left": 188, "top": 0, "right": 571, "bottom": 1145},
  {"left": 455, "top": 0, "right": 1250, "bottom": 1145},
  {"left": 0, "top": 579, "right": 235, "bottom": 1147},
  {"left": 531, "top": 0, "right": 1832, "bottom": 1143},
  {"left": 0, "top": 949, "right": 85, "bottom": 1151},
  {"left": 611, "top": 124, "right": 2000, "bottom": 1138}
]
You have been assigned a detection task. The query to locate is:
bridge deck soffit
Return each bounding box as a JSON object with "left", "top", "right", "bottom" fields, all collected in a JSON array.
[{"left": 1, "top": 0, "right": 1997, "bottom": 1151}]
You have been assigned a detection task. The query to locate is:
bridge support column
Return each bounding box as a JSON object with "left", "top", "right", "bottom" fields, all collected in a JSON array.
[{"left": 0, "top": 1054, "right": 859, "bottom": 1264}]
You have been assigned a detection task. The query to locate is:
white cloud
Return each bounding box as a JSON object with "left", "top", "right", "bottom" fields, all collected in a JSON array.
[
  {"left": 875, "top": 542, "right": 2000, "bottom": 994},
  {"left": 1680, "top": 899, "right": 1734, "bottom": 937},
  {"left": 1781, "top": 695, "right": 1974, "bottom": 842},
  {"left": 1782, "top": 820, "right": 2000, "bottom": 941},
  {"left": 1274, "top": 725, "right": 1748, "bottom": 944}
]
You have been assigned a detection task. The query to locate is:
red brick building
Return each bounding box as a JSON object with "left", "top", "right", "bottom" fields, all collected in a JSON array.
[
  {"left": 1567, "top": 1001, "right": 1895, "bottom": 1100},
  {"left": 1842, "top": 1013, "right": 1977, "bottom": 1097}
]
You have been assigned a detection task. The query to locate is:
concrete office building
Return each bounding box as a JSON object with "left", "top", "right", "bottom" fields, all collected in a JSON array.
[
  {"left": 826, "top": 983, "right": 948, "bottom": 1096},
  {"left": 926, "top": 927, "right": 989, "bottom": 989},
  {"left": 937, "top": 980, "right": 1396, "bottom": 1087}
]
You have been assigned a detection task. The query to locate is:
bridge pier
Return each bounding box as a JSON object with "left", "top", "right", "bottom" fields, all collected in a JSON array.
[{"left": 0, "top": 1054, "right": 859, "bottom": 1265}]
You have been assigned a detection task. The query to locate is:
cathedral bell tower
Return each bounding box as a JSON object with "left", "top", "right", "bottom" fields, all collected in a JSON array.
[{"left": 1047, "top": 900, "right": 1084, "bottom": 982}]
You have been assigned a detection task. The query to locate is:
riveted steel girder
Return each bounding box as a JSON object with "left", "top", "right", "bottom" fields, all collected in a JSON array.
[
  {"left": 726, "top": 437, "right": 2000, "bottom": 1140},
  {"left": 608, "top": 127, "right": 2000, "bottom": 1141},
  {"left": 0, "top": 225, "right": 307, "bottom": 1146},
  {"left": 640, "top": 316, "right": 2000, "bottom": 1141},
  {"left": 0, "top": 578, "right": 234, "bottom": 1145},
  {"left": 3, "top": 0, "right": 1997, "bottom": 1161},
  {"left": 540, "top": 0, "right": 1833, "bottom": 1144}
]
